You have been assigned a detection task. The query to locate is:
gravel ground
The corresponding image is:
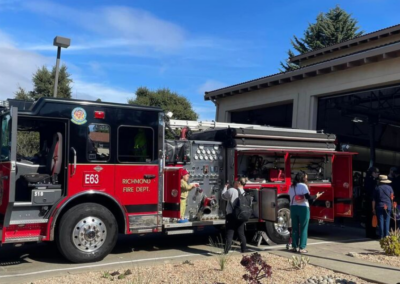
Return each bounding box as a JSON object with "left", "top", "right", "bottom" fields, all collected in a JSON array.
[
  {"left": 28, "top": 252, "right": 373, "bottom": 284},
  {"left": 348, "top": 251, "right": 400, "bottom": 269}
]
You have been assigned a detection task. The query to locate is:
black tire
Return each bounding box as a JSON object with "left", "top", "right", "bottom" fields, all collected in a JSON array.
[
  {"left": 56, "top": 203, "right": 118, "bottom": 263},
  {"left": 265, "top": 198, "right": 290, "bottom": 244}
]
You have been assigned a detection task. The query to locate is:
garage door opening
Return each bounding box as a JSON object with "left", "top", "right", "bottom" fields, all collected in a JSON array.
[{"left": 230, "top": 103, "right": 293, "bottom": 128}]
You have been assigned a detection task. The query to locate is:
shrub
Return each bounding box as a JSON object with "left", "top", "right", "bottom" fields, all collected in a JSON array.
[
  {"left": 240, "top": 253, "right": 272, "bottom": 284},
  {"left": 380, "top": 229, "right": 400, "bottom": 256},
  {"left": 288, "top": 255, "right": 310, "bottom": 269}
]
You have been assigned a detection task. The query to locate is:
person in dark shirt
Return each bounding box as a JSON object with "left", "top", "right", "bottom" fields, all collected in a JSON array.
[
  {"left": 373, "top": 175, "right": 394, "bottom": 239},
  {"left": 364, "top": 167, "right": 379, "bottom": 238}
]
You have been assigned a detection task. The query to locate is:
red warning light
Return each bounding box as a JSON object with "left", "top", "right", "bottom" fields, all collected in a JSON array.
[{"left": 94, "top": 111, "right": 105, "bottom": 119}]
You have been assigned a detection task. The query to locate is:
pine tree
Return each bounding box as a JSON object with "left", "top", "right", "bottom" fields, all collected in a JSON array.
[
  {"left": 51, "top": 65, "right": 72, "bottom": 99},
  {"left": 14, "top": 87, "right": 31, "bottom": 101},
  {"left": 29, "top": 65, "right": 72, "bottom": 100},
  {"left": 280, "top": 6, "right": 363, "bottom": 72}
]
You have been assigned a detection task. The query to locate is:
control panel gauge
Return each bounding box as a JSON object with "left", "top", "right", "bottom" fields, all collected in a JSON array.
[
  {"left": 213, "top": 145, "right": 219, "bottom": 150},
  {"left": 199, "top": 145, "right": 204, "bottom": 150},
  {"left": 194, "top": 155, "right": 198, "bottom": 160},
  {"left": 205, "top": 156, "right": 209, "bottom": 160},
  {"left": 197, "top": 149, "right": 201, "bottom": 154},
  {"left": 202, "top": 149, "right": 206, "bottom": 154},
  {"left": 209, "top": 156, "right": 213, "bottom": 161},
  {"left": 206, "top": 149, "right": 210, "bottom": 154},
  {"left": 200, "top": 155, "right": 204, "bottom": 160},
  {"left": 211, "top": 150, "right": 216, "bottom": 154}
]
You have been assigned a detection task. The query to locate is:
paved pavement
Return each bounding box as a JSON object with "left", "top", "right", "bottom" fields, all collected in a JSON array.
[
  {"left": 272, "top": 238, "right": 400, "bottom": 284},
  {"left": 0, "top": 223, "right": 397, "bottom": 284}
]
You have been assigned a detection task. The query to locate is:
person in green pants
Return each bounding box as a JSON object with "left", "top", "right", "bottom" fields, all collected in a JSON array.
[{"left": 289, "top": 172, "right": 323, "bottom": 253}]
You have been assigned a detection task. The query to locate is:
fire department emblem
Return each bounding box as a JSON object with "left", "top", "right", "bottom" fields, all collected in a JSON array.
[
  {"left": 94, "top": 166, "right": 103, "bottom": 172},
  {"left": 71, "top": 107, "right": 87, "bottom": 125}
]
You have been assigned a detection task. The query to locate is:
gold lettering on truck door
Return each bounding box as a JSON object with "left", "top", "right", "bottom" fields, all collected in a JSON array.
[{"left": 122, "top": 179, "right": 151, "bottom": 184}]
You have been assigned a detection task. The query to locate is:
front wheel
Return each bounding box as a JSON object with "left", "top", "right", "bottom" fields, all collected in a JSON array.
[
  {"left": 265, "top": 198, "right": 290, "bottom": 244},
  {"left": 56, "top": 203, "right": 118, "bottom": 263}
]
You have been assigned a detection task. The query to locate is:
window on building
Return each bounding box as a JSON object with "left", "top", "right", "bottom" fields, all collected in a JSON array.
[
  {"left": 87, "top": 124, "right": 110, "bottom": 162},
  {"left": 118, "top": 126, "right": 154, "bottom": 163}
]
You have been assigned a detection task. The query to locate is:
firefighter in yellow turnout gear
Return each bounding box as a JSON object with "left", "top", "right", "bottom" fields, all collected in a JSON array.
[{"left": 179, "top": 169, "right": 199, "bottom": 223}]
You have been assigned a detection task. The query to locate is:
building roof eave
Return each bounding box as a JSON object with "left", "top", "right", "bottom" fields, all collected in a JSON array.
[
  {"left": 289, "top": 23, "right": 400, "bottom": 64},
  {"left": 204, "top": 40, "right": 400, "bottom": 101}
]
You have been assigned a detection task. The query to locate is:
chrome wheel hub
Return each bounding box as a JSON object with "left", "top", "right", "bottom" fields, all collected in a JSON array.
[
  {"left": 72, "top": 216, "right": 107, "bottom": 252},
  {"left": 273, "top": 208, "right": 290, "bottom": 236}
]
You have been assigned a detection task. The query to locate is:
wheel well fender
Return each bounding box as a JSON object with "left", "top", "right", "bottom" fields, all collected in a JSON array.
[
  {"left": 50, "top": 191, "right": 126, "bottom": 240},
  {"left": 277, "top": 194, "right": 290, "bottom": 203}
]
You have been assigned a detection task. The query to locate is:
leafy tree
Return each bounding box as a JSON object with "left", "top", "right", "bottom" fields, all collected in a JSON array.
[
  {"left": 96, "top": 98, "right": 102, "bottom": 102},
  {"left": 129, "top": 87, "right": 198, "bottom": 121},
  {"left": 280, "top": 6, "right": 364, "bottom": 72}
]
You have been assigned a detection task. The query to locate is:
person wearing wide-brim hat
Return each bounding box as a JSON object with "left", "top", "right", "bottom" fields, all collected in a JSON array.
[{"left": 372, "top": 175, "right": 394, "bottom": 238}]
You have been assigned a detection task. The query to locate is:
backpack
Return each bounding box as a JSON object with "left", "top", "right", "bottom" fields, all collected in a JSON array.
[{"left": 232, "top": 191, "right": 253, "bottom": 222}]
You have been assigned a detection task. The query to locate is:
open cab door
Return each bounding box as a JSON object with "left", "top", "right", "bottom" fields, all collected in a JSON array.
[
  {"left": 0, "top": 107, "right": 17, "bottom": 241},
  {"left": 332, "top": 153, "right": 355, "bottom": 218}
]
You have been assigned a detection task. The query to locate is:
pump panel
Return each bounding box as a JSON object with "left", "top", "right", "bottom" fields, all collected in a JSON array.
[{"left": 184, "top": 141, "right": 225, "bottom": 221}]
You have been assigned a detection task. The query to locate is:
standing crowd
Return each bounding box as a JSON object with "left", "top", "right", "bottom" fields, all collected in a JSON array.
[{"left": 179, "top": 166, "right": 399, "bottom": 255}]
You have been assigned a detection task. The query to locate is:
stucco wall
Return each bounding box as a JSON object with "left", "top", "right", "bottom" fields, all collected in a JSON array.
[{"left": 216, "top": 56, "right": 400, "bottom": 130}]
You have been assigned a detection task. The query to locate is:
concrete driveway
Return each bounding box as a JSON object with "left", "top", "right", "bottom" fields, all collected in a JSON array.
[{"left": 0, "top": 223, "right": 368, "bottom": 284}]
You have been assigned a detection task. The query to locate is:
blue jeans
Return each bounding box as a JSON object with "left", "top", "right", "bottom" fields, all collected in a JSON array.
[{"left": 376, "top": 207, "right": 391, "bottom": 238}]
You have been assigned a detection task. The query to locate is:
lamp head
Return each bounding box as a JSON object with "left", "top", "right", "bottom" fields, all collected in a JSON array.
[{"left": 53, "top": 36, "right": 71, "bottom": 48}]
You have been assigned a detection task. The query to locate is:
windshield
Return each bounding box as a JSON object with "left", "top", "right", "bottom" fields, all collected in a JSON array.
[{"left": 0, "top": 114, "right": 11, "bottom": 162}]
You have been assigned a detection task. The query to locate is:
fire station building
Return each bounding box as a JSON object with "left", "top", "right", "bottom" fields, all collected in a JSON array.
[{"left": 205, "top": 24, "right": 400, "bottom": 171}]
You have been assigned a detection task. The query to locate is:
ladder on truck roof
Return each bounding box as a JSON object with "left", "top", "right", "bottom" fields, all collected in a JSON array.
[
  {"left": 169, "top": 119, "right": 320, "bottom": 134},
  {"left": 168, "top": 119, "right": 337, "bottom": 151}
]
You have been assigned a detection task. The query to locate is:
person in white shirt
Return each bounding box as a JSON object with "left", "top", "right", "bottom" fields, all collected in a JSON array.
[
  {"left": 289, "top": 172, "right": 323, "bottom": 253},
  {"left": 221, "top": 177, "right": 248, "bottom": 254}
]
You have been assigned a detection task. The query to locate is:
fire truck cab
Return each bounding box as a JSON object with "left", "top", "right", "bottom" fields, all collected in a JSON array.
[{"left": 0, "top": 98, "right": 355, "bottom": 263}]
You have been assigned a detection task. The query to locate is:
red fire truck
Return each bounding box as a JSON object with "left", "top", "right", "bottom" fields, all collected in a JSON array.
[{"left": 0, "top": 98, "right": 355, "bottom": 263}]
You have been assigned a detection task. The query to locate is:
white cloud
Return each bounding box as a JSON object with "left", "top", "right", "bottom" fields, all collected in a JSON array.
[
  {"left": 0, "top": 29, "right": 134, "bottom": 103},
  {"left": 71, "top": 80, "right": 133, "bottom": 103},
  {"left": 22, "top": 1, "right": 185, "bottom": 53},
  {"left": 197, "top": 79, "right": 226, "bottom": 95},
  {"left": 0, "top": 30, "right": 51, "bottom": 100}
]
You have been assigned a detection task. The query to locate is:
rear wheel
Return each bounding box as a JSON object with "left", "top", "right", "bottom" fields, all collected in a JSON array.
[
  {"left": 265, "top": 198, "right": 290, "bottom": 244},
  {"left": 56, "top": 203, "right": 118, "bottom": 263}
]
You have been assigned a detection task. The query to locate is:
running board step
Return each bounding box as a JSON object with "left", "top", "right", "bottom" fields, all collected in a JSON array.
[{"left": 165, "top": 229, "right": 194, "bottom": 235}]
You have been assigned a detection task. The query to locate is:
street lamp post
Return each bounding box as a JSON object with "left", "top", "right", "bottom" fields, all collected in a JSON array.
[{"left": 53, "top": 36, "right": 71, "bottom": 98}]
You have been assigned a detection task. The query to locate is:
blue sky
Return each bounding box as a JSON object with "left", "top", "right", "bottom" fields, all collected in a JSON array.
[{"left": 0, "top": 0, "right": 399, "bottom": 120}]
